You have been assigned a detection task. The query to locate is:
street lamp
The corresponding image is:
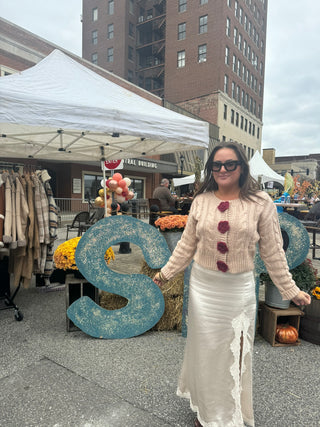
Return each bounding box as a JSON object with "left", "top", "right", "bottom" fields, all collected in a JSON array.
[{"left": 180, "top": 154, "right": 185, "bottom": 176}]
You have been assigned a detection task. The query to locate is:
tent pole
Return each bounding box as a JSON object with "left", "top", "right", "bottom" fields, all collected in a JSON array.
[{"left": 101, "top": 161, "right": 107, "bottom": 217}]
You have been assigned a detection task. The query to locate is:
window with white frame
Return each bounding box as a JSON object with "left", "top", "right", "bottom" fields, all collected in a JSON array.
[
  {"left": 237, "top": 59, "right": 241, "bottom": 76},
  {"left": 238, "top": 33, "right": 242, "bottom": 51},
  {"left": 224, "top": 74, "right": 229, "bottom": 93},
  {"left": 92, "top": 30, "right": 98, "bottom": 45},
  {"left": 231, "top": 109, "right": 235, "bottom": 124},
  {"left": 107, "top": 23, "right": 114, "bottom": 39},
  {"left": 232, "top": 81, "right": 235, "bottom": 99},
  {"left": 178, "top": 22, "right": 186, "bottom": 40},
  {"left": 225, "top": 46, "right": 229, "bottom": 65},
  {"left": 108, "top": 0, "right": 114, "bottom": 15},
  {"left": 233, "top": 27, "right": 238, "bottom": 45},
  {"left": 232, "top": 54, "right": 236, "bottom": 72},
  {"left": 107, "top": 47, "right": 113, "bottom": 62},
  {"left": 177, "top": 50, "right": 185, "bottom": 68},
  {"left": 179, "top": 0, "right": 187, "bottom": 12},
  {"left": 129, "top": 0, "right": 134, "bottom": 14},
  {"left": 200, "top": 0, "right": 208, "bottom": 4},
  {"left": 128, "top": 69, "right": 134, "bottom": 82},
  {"left": 226, "top": 17, "right": 231, "bottom": 36},
  {"left": 198, "top": 44, "right": 207, "bottom": 62},
  {"left": 92, "top": 8, "right": 98, "bottom": 21},
  {"left": 199, "top": 15, "right": 208, "bottom": 34},
  {"left": 235, "top": 1, "right": 238, "bottom": 17},
  {"left": 223, "top": 104, "right": 227, "bottom": 120}
]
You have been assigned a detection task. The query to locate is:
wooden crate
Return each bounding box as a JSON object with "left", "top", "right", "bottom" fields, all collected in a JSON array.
[
  {"left": 65, "top": 274, "right": 99, "bottom": 332},
  {"left": 260, "top": 303, "right": 304, "bottom": 347}
]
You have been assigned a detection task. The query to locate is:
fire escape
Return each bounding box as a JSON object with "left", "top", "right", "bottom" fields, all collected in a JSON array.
[{"left": 136, "top": 0, "right": 166, "bottom": 98}]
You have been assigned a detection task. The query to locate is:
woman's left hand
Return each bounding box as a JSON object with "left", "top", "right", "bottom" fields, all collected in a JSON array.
[{"left": 291, "top": 291, "right": 312, "bottom": 306}]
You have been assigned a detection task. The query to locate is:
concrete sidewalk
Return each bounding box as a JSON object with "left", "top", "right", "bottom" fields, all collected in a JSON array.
[{"left": 0, "top": 226, "right": 319, "bottom": 426}]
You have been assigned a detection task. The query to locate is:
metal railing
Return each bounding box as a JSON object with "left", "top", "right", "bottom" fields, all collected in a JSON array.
[{"left": 54, "top": 198, "right": 90, "bottom": 226}]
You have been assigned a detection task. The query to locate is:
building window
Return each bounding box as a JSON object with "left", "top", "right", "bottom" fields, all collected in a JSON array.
[
  {"left": 237, "top": 59, "right": 241, "bottom": 76},
  {"left": 92, "top": 8, "right": 98, "bottom": 21},
  {"left": 239, "top": 7, "right": 243, "bottom": 24},
  {"left": 252, "top": 124, "right": 255, "bottom": 136},
  {"left": 224, "top": 74, "right": 229, "bottom": 93},
  {"left": 107, "top": 23, "right": 114, "bottom": 39},
  {"left": 249, "top": 121, "right": 252, "bottom": 134},
  {"left": 200, "top": 0, "right": 208, "bottom": 4},
  {"left": 232, "top": 54, "right": 236, "bottom": 72},
  {"left": 147, "top": 9, "right": 153, "bottom": 19},
  {"left": 238, "top": 33, "right": 242, "bottom": 51},
  {"left": 179, "top": 0, "right": 187, "bottom": 12},
  {"left": 223, "top": 104, "right": 227, "bottom": 120},
  {"left": 145, "top": 77, "right": 152, "bottom": 90},
  {"left": 227, "top": 0, "right": 232, "bottom": 7},
  {"left": 225, "top": 46, "right": 229, "bottom": 65},
  {"left": 108, "top": 0, "right": 114, "bottom": 15},
  {"left": 84, "top": 173, "right": 103, "bottom": 200},
  {"left": 91, "top": 52, "right": 98, "bottom": 64},
  {"left": 92, "top": 30, "right": 98, "bottom": 45},
  {"left": 129, "top": 0, "right": 134, "bottom": 14},
  {"left": 241, "top": 89, "right": 245, "bottom": 106},
  {"left": 231, "top": 109, "right": 235, "bottom": 124},
  {"left": 128, "top": 46, "right": 134, "bottom": 61},
  {"left": 240, "top": 115, "right": 244, "bottom": 129},
  {"left": 232, "top": 81, "right": 235, "bottom": 99},
  {"left": 128, "top": 69, "right": 134, "bottom": 82},
  {"left": 129, "top": 22, "right": 134, "bottom": 37},
  {"left": 257, "top": 127, "right": 260, "bottom": 139},
  {"left": 177, "top": 50, "right": 186, "bottom": 68},
  {"left": 235, "top": 1, "right": 238, "bottom": 17},
  {"left": 178, "top": 22, "right": 186, "bottom": 40},
  {"left": 235, "top": 112, "right": 239, "bottom": 126},
  {"left": 198, "top": 44, "right": 207, "bottom": 62},
  {"left": 199, "top": 15, "right": 208, "bottom": 34},
  {"left": 244, "top": 118, "right": 248, "bottom": 132},
  {"left": 226, "top": 17, "right": 231, "bottom": 37},
  {"left": 236, "top": 85, "right": 240, "bottom": 102},
  {"left": 107, "top": 47, "right": 113, "bottom": 62},
  {"left": 233, "top": 27, "right": 238, "bottom": 45}
]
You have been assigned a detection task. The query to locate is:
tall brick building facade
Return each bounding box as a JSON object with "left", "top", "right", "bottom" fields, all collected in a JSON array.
[{"left": 82, "top": 0, "right": 268, "bottom": 158}]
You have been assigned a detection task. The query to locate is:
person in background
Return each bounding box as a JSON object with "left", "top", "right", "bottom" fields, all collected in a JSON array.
[
  {"left": 153, "top": 178, "right": 178, "bottom": 213},
  {"left": 153, "top": 141, "right": 311, "bottom": 427}
]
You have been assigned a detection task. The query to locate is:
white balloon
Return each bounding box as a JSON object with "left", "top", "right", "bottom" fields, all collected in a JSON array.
[{"left": 123, "top": 177, "right": 131, "bottom": 186}]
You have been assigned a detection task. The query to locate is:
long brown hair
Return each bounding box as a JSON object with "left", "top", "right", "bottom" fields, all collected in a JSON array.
[{"left": 195, "top": 141, "right": 260, "bottom": 200}]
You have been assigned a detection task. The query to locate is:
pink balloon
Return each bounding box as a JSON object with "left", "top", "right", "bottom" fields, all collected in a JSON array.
[
  {"left": 108, "top": 179, "right": 118, "bottom": 190},
  {"left": 112, "top": 173, "right": 123, "bottom": 182},
  {"left": 127, "top": 191, "right": 134, "bottom": 200},
  {"left": 115, "top": 195, "right": 126, "bottom": 203},
  {"left": 115, "top": 187, "right": 123, "bottom": 194},
  {"left": 118, "top": 179, "right": 127, "bottom": 189}
]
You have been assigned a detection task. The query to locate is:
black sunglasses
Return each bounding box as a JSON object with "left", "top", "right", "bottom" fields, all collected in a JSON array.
[{"left": 212, "top": 160, "right": 242, "bottom": 172}]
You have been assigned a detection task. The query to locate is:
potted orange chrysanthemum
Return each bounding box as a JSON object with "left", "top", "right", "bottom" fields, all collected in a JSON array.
[{"left": 154, "top": 215, "right": 188, "bottom": 252}]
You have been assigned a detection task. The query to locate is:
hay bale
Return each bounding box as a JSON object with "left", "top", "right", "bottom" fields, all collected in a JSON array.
[
  {"left": 100, "top": 291, "right": 128, "bottom": 310},
  {"left": 99, "top": 260, "right": 185, "bottom": 331},
  {"left": 153, "top": 295, "right": 183, "bottom": 331}
]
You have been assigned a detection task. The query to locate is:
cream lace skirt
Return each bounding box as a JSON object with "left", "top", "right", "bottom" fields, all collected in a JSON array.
[{"left": 177, "top": 262, "right": 256, "bottom": 427}]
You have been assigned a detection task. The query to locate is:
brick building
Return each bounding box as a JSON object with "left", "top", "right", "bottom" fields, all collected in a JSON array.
[{"left": 82, "top": 0, "right": 268, "bottom": 158}]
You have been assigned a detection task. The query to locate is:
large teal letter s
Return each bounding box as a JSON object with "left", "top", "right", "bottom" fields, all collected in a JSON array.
[{"left": 67, "top": 216, "right": 171, "bottom": 339}]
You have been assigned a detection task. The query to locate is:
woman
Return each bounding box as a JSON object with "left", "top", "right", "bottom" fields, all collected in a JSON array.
[{"left": 153, "top": 142, "right": 311, "bottom": 427}]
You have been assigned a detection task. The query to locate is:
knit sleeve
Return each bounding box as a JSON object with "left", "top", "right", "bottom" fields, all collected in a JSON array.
[
  {"left": 258, "top": 197, "right": 300, "bottom": 300},
  {"left": 161, "top": 200, "right": 199, "bottom": 280}
]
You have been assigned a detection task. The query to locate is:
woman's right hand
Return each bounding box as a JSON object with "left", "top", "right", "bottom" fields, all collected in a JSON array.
[{"left": 153, "top": 272, "right": 167, "bottom": 288}]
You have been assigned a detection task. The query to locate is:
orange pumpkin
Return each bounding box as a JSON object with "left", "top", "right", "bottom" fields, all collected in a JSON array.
[{"left": 275, "top": 324, "right": 298, "bottom": 344}]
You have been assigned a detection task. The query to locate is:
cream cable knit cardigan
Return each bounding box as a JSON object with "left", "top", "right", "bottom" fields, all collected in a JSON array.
[{"left": 161, "top": 191, "right": 300, "bottom": 300}]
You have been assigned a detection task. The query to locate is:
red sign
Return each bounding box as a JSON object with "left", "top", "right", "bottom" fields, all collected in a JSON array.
[{"left": 104, "top": 160, "right": 122, "bottom": 170}]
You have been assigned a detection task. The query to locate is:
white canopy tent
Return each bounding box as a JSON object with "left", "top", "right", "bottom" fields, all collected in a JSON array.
[
  {"left": 249, "top": 151, "right": 285, "bottom": 186},
  {"left": 0, "top": 50, "right": 209, "bottom": 162},
  {"left": 173, "top": 150, "right": 285, "bottom": 187}
]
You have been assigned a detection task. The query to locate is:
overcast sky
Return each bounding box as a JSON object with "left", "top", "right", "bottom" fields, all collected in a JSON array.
[{"left": 1, "top": 0, "right": 319, "bottom": 157}]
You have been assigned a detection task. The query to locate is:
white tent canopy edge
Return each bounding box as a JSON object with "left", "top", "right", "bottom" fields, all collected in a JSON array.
[
  {"left": 0, "top": 50, "right": 209, "bottom": 162},
  {"left": 173, "top": 150, "right": 285, "bottom": 187}
]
